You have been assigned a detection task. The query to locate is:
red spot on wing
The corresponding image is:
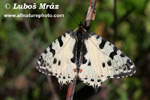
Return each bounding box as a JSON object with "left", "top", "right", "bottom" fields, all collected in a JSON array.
[
  {"left": 73, "top": 68, "right": 83, "bottom": 72},
  {"left": 98, "top": 75, "right": 100, "bottom": 78},
  {"left": 73, "top": 69, "right": 77, "bottom": 72},
  {"left": 79, "top": 69, "right": 83, "bottom": 72}
]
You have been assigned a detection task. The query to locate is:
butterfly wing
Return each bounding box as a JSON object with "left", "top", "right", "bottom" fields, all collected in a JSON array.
[
  {"left": 79, "top": 32, "right": 136, "bottom": 89},
  {"left": 36, "top": 31, "right": 77, "bottom": 85}
]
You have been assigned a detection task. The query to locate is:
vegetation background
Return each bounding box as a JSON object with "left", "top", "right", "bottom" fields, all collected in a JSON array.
[{"left": 0, "top": 0, "right": 150, "bottom": 100}]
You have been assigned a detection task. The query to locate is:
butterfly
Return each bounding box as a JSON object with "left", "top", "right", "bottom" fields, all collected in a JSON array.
[{"left": 36, "top": 23, "right": 136, "bottom": 90}]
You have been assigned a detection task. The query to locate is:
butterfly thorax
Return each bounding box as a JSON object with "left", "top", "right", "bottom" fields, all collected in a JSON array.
[
  {"left": 75, "top": 24, "right": 87, "bottom": 35},
  {"left": 73, "top": 24, "right": 88, "bottom": 74}
]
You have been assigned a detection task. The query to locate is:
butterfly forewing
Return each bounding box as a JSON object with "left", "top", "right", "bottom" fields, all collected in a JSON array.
[
  {"left": 36, "top": 31, "right": 77, "bottom": 85},
  {"left": 79, "top": 32, "right": 136, "bottom": 89}
]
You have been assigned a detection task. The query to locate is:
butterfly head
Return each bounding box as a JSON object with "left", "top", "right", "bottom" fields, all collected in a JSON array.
[{"left": 75, "top": 22, "right": 87, "bottom": 34}]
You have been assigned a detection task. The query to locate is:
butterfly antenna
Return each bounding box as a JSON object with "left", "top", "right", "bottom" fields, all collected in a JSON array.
[
  {"left": 83, "top": 11, "right": 90, "bottom": 31},
  {"left": 68, "top": 12, "right": 79, "bottom": 26},
  {"left": 82, "top": 11, "right": 87, "bottom": 23}
]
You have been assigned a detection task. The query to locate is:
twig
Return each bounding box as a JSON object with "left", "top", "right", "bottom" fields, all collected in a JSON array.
[
  {"left": 23, "top": 19, "right": 59, "bottom": 100},
  {"left": 66, "top": 79, "right": 77, "bottom": 100},
  {"left": 23, "top": 19, "right": 42, "bottom": 53},
  {"left": 112, "top": 1, "right": 134, "bottom": 43},
  {"left": 112, "top": 0, "right": 117, "bottom": 43},
  {"left": 118, "top": 7, "right": 134, "bottom": 25},
  {"left": 66, "top": 0, "right": 97, "bottom": 100},
  {"left": 47, "top": 76, "right": 59, "bottom": 100},
  {"left": 85, "top": 0, "right": 96, "bottom": 29}
]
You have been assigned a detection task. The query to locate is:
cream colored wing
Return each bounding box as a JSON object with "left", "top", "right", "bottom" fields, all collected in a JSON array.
[
  {"left": 79, "top": 32, "right": 136, "bottom": 90},
  {"left": 36, "top": 31, "right": 77, "bottom": 86}
]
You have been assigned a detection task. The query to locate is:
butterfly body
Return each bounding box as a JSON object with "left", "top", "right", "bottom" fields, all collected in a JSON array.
[
  {"left": 72, "top": 25, "right": 88, "bottom": 73},
  {"left": 36, "top": 24, "right": 136, "bottom": 90}
]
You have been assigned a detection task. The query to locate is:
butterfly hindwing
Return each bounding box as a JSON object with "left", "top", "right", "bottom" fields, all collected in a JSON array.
[
  {"left": 79, "top": 32, "right": 136, "bottom": 89},
  {"left": 36, "top": 31, "right": 77, "bottom": 85}
]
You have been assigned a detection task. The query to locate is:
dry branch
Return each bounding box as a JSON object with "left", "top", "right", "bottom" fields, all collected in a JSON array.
[
  {"left": 66, "top": 0, "right": 97, "bottom": 100},
  {"left": 113, "top": 0, "right": 117, "bottom": 43}
]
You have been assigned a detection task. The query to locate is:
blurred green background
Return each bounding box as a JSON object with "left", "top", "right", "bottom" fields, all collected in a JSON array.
[{"left": 0, "top": 0, "right": 150, "bottom": 100}]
